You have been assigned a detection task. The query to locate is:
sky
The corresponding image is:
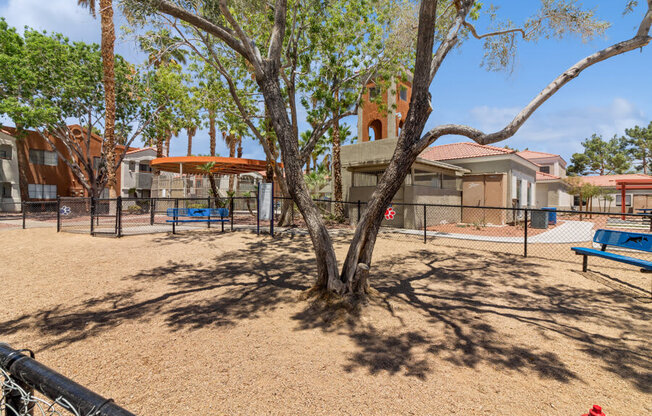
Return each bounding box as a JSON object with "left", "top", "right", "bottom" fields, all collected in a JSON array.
[{"left": 1, "top": 0, "right": 651, "bottom": 164}]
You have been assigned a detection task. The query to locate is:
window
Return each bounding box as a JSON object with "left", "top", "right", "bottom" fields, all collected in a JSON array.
[
  {"left": 539, "top": 166, "right": 550, "bottom": 174},
  {"left": 616, "top": 194, "right": 631, "bottom": 207},
  {"left": 369, "top": 86, "right": 379, "bottom": 99},
  {"left": 29, "top": 149, "right": 58, "bottom": 166},
  {"left": 1, "top": 183, "right": 11, "bottom": 198},
  {"left": 0, "top": 144, "right": 11, "bottom": 160},
  {"left": 399, "top": 86, "right": 408, "bottom": 101},
  {"left": 139, "top": 163, "right": 152, "bottom": 173},
  {"left": 28, "top": 184, "right": 57, "bottom": 199},
  {"left": 129, "top": 161, "right": 136, "bottom": 172}
]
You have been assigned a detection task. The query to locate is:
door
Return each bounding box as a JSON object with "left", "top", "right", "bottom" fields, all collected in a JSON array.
[{"left": 462, "top": 175, "right": 485, "bottom": 224}]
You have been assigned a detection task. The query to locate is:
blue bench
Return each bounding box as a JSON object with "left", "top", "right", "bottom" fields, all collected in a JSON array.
[
  {"left": 166, "top": 208, "right": 229, "bottom": 234},
  {"left": 571, "top": 229, "right": 652, "bottom": 272}
]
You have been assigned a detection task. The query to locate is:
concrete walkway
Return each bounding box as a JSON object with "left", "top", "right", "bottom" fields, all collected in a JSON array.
[{"left": 385, "top": 220, "right": 596, "bottom": 244}]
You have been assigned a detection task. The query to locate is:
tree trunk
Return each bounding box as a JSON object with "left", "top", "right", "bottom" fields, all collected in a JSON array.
[
  {"left": 332, "top": 115, "right": 344, "bottom": 219},
  {"left": 228, "top": 134, "right": 236, "bottom": 193},
  {"left": 187, "top": 126, "right": 196, "bottom": 156},
  {"left": 209, "top": 109, "right": 216, "bottom": 156},
  {"left": 164, "top": 129, "right": 171, "bottom": 157},
  {"left": 100, "top": 0, "right": 117, "bottom": 198},
  {"left": 338, "top": 0, "right": 439, "bottom": 295},
  {"left": 156, "top": 136, "right": 163, "bottom": 158},
  {"left": 14, "top": 134, "right": 30, "bottom": 202},
  {"left": 256, "top": 68, "right": 341, "bottom": 293},
  {"left": 207, "top": 173, "right": 221, "bottom": 206}
]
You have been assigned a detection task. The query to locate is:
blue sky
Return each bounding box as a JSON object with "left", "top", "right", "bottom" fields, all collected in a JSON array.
[{"left": 1, "top": 0, "right": 650, "bottom": 163}]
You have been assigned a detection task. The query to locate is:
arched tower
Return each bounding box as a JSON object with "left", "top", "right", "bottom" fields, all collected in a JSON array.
[{"left": 357, "top": 76, "right": 412, "bottom": 142}]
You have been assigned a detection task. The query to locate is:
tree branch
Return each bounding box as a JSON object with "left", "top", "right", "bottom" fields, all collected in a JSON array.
[
  {"left": 150, "top": 0, "right": 250, "bottom": 59},
  {"left": 419, "top": 13, "right": 652, "bottom": 152},
  {"left": 430, "top": 0, "right": 474, "bottom": 83},
  {"left": 267, "top": 0, "right": 287, "bottom": 65},
  {"left": 463, "top": 21, "right": 526, "bottom": 40}
]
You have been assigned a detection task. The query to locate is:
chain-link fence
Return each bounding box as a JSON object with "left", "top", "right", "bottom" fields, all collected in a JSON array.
[
  {"left": 0, "top": 343, "right": 134, "bottom": 416},
  {"left": 27, "top": 195, "right": 652, "bottom": 270}
]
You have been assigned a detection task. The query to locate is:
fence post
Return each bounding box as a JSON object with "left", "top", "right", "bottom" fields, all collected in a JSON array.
[
  {"left": 357, "top": 200, "right": 361, "bottom": 223},
  {"left": 22, "top": 201, "right": 26, "bottom": 229},
  {"left": 256, "top": 191, "right": 260, "bottom": 235},
  {"left": 221, "top": 210, "right": 225, "bottom": 232},
  {"left": 56, "top": 197, "right": 61, "bottom": 232},
  {"left": 523, "top": 208, "right": 528, "bottom": 258},
  {"left": 150, "top": 198, "right": 155, "bottom": 226},
  {"left": 230, "top": 197, "right": 234, "bottom": 231},
  {"left": 90, "top": 197, "right": 95, "bottom": 236},
  {"left": 270, "top": 184, "right": 274, "bottom": 238},
  {"left": 116, "top": 196, "right": 122, "bottom": 238},
  {"left": 423, "top": 204, "right": 427, "bottom": 244}
]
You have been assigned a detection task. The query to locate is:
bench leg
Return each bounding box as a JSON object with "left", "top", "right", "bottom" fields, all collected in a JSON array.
[
  {"left": 172, "top": 220, "right": 176, "bottom": 234},
  {"left": 582, "top": 255, "right": 587, "bottom": 272}
]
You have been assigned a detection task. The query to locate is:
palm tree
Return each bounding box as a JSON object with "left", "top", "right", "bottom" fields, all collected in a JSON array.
[
  {"left": 78, "top": 0, "right": 117, "bottom": 196},
  {"left": 186, "top": 125, "right": 196, "bottom": 156},
  {"left": 198, "top": 162, "right": 222, "bottom": 207}
]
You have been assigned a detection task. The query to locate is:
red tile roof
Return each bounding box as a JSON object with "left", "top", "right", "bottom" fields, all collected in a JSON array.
[
  {"left": 420, "top": 142, "right": 515, "bottom": 161},
  {"left": 536, "top": 171, "right": 561, "bottom": 181},
  {"left": 517, "top": 150, "right": 559, "bottom": 159},
  {"left": 579, "top": 174, "right": 651, "bottom": 187},
  {"left": 126, "top": 146, "right": 154, "bottom": 154}
]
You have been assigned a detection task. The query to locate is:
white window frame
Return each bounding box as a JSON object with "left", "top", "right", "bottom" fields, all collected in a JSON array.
[
  {"left": 29, "top": 149, "right": 58, "bottom": 166},
  {"left": 616, "top": 194, "right": 631, "bottom": 207},
  {"left": 28, "top": 184, "right": 57, "bottom": 199}
]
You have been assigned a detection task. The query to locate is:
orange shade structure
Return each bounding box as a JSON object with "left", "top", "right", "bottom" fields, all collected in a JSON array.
[{"left": 150, "top": 156, "right": 274, "bottom": 175}]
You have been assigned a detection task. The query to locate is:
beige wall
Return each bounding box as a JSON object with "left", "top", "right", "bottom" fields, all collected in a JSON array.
[{"left": 0, "top": 131, "right": 21, "bottom": 212}]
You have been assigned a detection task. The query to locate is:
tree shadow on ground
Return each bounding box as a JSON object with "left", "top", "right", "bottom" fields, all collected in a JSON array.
[{"left": 1, "top": 233, "right": 650, "bottom": 392}]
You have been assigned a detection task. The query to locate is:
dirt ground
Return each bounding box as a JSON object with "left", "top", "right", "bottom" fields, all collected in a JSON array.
[{"left": 1, "top": 228, "right": 650, "bottom": 415}]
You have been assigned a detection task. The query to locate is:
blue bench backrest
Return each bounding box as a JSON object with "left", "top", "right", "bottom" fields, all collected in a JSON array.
[
  {"left": 166, "top": 208, "right": 229, "bottom": 217},
  {"left": 594, "top": 229, "right": 652, "bottom": 252}
]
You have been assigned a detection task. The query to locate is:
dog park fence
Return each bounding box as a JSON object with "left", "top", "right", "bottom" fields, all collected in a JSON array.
[
  {"left": 0, "top": 343, "right": 134, "bottom": 416},
  {"left": 13, "top": 195, "right": 652, "bottom": 267}
]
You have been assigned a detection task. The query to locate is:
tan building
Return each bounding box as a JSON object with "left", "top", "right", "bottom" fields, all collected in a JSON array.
[
  {"left": 0, "top": 130, "right": 21, "bottom": 212},
  {"left": 579, "top": 174, "right": 652, "bottom": 213},
  {"left": 517, "top": 150, "right": 572, "bottom": 209}
]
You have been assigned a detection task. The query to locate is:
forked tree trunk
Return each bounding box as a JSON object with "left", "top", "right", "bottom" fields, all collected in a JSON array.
[
  {"left": 156, "top": 136, "right": 163, "bottom": 158},
  {"left": 100, "top": 0, "right": 117, "bottom": 198},
  {"left": 256, "top": 68, "right": 341, "bottom": 292},
  {"left": 338, "top": 0, "right": 438, "bottom": 294}
]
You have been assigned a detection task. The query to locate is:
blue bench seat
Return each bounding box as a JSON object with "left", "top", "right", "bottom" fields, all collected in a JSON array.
[
  {"left": 571, "top": 229, "right": 652, "bottom": 272},
  {"left": 166, "top": 207, "right": 230, "bottom": 233}
]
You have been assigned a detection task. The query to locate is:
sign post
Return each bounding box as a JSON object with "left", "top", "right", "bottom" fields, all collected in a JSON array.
[{"left": 258, "top": 182, "right": 273, "bottom": 234}]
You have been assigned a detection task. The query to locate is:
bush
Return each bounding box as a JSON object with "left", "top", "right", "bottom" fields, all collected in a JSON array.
[
  {"left": 188, "top": 203, "right": 208, "bottom": 209},
  {"left": 127, "top": 204, "right": 143, "bottom": 214}
]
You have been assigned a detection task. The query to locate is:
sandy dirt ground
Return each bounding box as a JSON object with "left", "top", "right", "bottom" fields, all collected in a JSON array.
[{"left": 0, "top": 228, "right": 650, "bottom": 415}]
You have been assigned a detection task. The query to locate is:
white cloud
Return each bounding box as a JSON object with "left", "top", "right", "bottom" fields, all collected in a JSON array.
[
  {"left": 467, "top": 98, "right": 648, "bottom": 159},
  {"left": 1, "top": 0, "right": 99, "bottom": 40}
]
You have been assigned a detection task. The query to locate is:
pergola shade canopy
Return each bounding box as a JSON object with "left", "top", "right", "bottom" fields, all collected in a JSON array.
[{"left": 150, "top": 156, "right": 272, "bottom": 175}]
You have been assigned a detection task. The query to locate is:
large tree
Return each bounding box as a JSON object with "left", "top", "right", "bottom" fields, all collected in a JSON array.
[
  {"left": 78, "top": 0, "right": 119, "bottom": 197},
  {"left": 122, "top": 0, "right": 652, "bottom": 298},
  {"left": 0, "top": 24, "right": 157, "bottom": 198},
  {"left": 623, "top": 121, "right": 652, "bottom": 174},
  {"left": 568, "top": 133, "right": 631, "bottom": 175}
]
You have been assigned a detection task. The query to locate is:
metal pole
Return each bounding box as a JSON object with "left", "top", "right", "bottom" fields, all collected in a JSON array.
[
  {"left": 230, "top": 197, "right": 234, "bottom": 231},
  {"left": 90, "top": 198, "right": 95, "bottom": 236},
  {"left": 22, "top": 202, "right": 26, "bottom": 229},
  {"left": 150, "top": 198, "right": 155, "bottom": 226},
  {"left": 56, "top": 197, "right": 61, "bottom": 233},
  {"left": 357, "top": 200, "right": 361, "bottom": 223},
  {"left": 256, "top": 184, "right": 260, "bottom": 235},
  {"left": 423, "top": 204, "right": 427, "bottom": 244},
  {"left": 0, "top": 343, "right": 135, "bottom": 416},
  {"left": 116, "top": 196, "right": 122, "bottom": 238},
  {"left": 270, "top": 181, "right": 274, "bottom": 238},
  {"left": 524, "top": 208, "right": 528, "bottom": 258},
  {"left": 221, "top": 210, "right": 225, "bottom": 232}
]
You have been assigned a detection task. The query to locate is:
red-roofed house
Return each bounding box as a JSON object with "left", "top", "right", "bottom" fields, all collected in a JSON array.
[
  {"left": 420, "top": 142, "right": 540, "bottom": 211},
  {"left": 517, "top": 150, "right": 572, "bottom": 209},
  {"left": 579, "top": 174, "right": 652, "bottom": 212}
]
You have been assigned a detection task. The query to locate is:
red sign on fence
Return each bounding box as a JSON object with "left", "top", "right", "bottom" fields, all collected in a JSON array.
[{"left": 384, "top": 207, "right": 395, "bottom": 220}]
